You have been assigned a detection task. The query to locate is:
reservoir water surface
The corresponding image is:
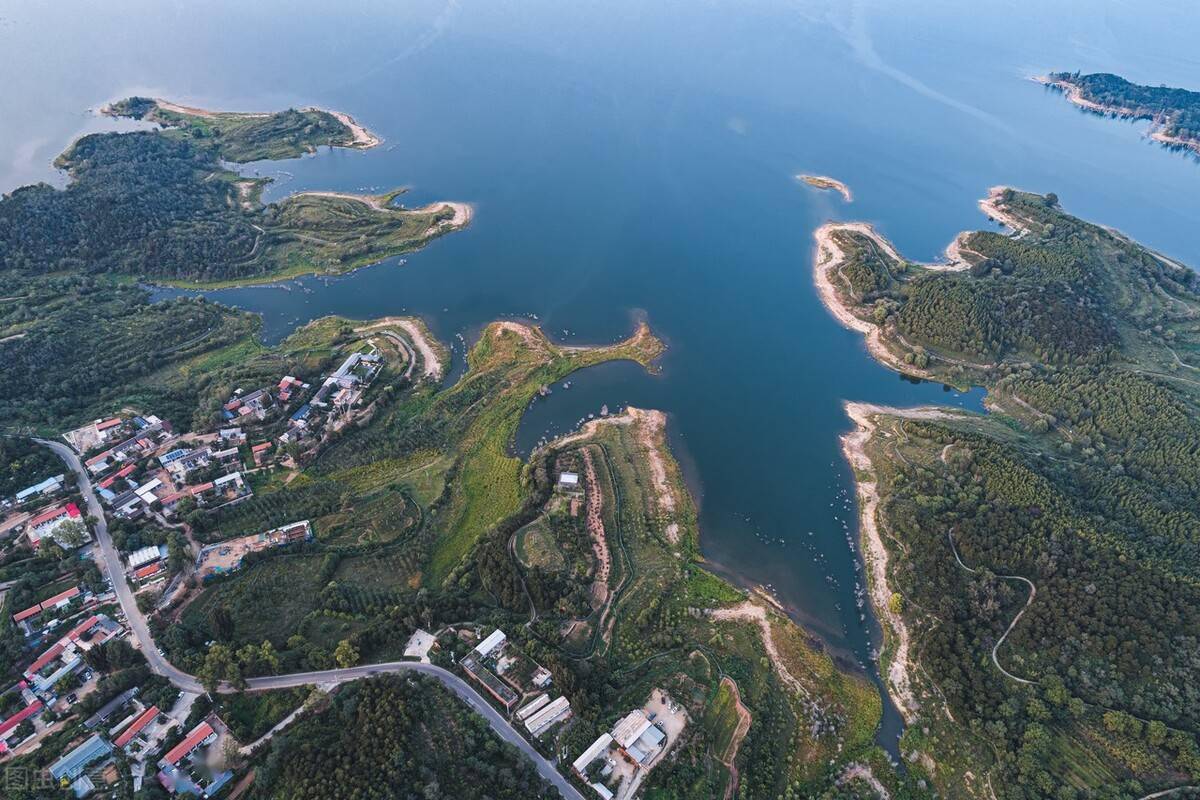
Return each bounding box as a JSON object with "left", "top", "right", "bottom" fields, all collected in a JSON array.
[{"left": 5, "top": 0, "right": 1200, "bottom": 750}]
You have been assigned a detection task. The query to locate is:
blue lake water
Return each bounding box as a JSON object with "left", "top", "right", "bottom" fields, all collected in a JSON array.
[{"left": 5, "top": 0, "right": 1199, "bottom": 752}]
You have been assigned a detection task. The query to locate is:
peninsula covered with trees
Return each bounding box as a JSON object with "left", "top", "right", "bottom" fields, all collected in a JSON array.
[
  {"left": 1040, "top": 72, "right": 1200, "bottom": 154},
  {"left": 0, "top": 98, "right": 467, "bottom": 287},
  {"left": 819, "top": 189, "right": 1200, "bottom": 798}
]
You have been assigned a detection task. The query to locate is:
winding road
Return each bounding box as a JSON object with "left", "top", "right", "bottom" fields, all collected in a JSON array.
[
  {"left": 37, "top": 438, "right": 584, "bottom": 800},
  {"left": 947, "top": 530, "right": 1037, "bottom": 685}
]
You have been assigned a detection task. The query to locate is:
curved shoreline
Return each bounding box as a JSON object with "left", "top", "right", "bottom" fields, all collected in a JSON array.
[
  {"left": 840, "top": 403, "right": 967, "bottom": 723},
  {"left": 1034, "top": 75, "right": 1200, "bottom": 156},
  {"left": 105, "top": 97, "right": 384, "bottom": 151}
]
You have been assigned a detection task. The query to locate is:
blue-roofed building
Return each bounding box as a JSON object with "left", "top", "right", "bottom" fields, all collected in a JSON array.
[
  {"left": 290, "top": 404, "right": 311, "bottom": 422},
  {"left": 158, "top": 448, "right": 190, "bottom": 467},
  {"left": 49, "top": 734, "right": 112, "bottom": 782},
  {"left": 15, "top": 474, "right": 65, "bottom": 503}
]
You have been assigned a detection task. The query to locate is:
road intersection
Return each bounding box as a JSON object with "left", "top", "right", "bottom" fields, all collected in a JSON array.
[{"left": 38, "top": 438, "right": 584, "bottom": 800}]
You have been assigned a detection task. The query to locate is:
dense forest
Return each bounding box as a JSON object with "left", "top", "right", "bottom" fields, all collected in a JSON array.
[
  {"left": 829, "top": 189, "right": 1200, "bottom": 797},
  {"left": 249, "top": 675, "right": 557, "bottom": 800},
  {"left": 0, "top": 99, "right": 459, "bottom": 285},
  {"left": 1048, "top": 71, "right": 1200, "bottom": 149},
  {"left": 0, "top": 436, "right": 64, "bottom": 496},
  {"left": 0, "top": 274, "right": 257, "bottom": 428}
]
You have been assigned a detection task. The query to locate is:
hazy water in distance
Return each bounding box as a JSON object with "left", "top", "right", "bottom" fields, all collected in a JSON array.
[{"left": 5, "top": 0, "right": 1200, "bottom": 752}]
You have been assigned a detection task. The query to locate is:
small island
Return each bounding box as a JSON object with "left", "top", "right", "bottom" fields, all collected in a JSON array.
[
  {"left": 797, "top": 174, "right": 853, "bottom": 202},
  {"left": 1038, "top": 72, "right": 1200, "bottom": 154}
]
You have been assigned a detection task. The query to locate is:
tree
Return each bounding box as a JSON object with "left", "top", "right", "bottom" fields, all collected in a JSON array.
[
  {"left": 198, "top": 644, "right": 243, "bottom": 693},
  {"left": 334, "top": 639, "right": 359, "bottom": 669},
  {"left": 52, "top": 519, "right": 88, "bottom": 549},
  {"left": 210, "top": 606, "right": 234, "bottom": 641}
]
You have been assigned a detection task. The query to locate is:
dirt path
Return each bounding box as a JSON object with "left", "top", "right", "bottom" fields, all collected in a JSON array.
[
  {"left": 551, "top": 407, "right": 681, "bottom": 543},
  {"left": 290, "top": 190, "right": 391, "bottom": 211},
  {"left": 717, "top": 676, "right": 753, "bottom": 800},
  {"left": 356, "top": 317, "right": 444, "bottom": 380},
  {"left": 239, "top": 699, "right": 309, "bottom": 755},
  {"left": 947, "top": 531, "right": 1037, "bottom": 685},
  {"left": 152, "top": 99, "right": 269, "bottom": 119},
  {"left": 580, "top": 448, "right": 611, "bottom": 593},
  {"left": 709, "top": 602, "right": 811, "bottom": 700}
]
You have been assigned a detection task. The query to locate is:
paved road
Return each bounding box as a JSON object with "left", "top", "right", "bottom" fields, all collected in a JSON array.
[
  {"left": 38, "top": 439, "right": 205, "bottom": 693},
  {"left": 38, "top": 439, "right": 584, "bottom": 800}
]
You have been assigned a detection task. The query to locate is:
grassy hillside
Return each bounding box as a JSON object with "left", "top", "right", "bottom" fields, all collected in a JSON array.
[{"left": 106, "top": 96, "right": 369, "bottom": 162}]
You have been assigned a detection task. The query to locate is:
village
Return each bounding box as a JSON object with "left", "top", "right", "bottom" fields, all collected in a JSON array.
[
  {"left": 1, "top": 327, "right": 693, "bottom": 799},
  {"left": 0, "top": 344, "right": 387, "bottom": 796}
]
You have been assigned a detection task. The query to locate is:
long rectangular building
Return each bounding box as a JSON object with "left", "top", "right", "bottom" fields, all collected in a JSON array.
[{"left": 524, "top": 696, "right": 571, "bottom": 737}]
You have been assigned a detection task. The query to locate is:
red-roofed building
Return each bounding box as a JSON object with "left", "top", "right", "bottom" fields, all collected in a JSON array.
[
  {"left": 98, "top": 475, "right": 117, "bottom": 490},
  {"left": 162, "top": 721, "right": 215, "bottom": 766},
  {"left": 24, "top": 642, "right": 65, "bottom": 679},
  {"left": 65, "top": 615, "right": 100, "bottom": 643},
  {"left": 26, "top": 503, "right": 84, "bottom": 547},
  {"left": 113, "top": 706, "right": 159, "bottom": 749},
  {"left": 251, "top": 442, "right": 272, "bottom": 466},
  {"left": 40, "top": 586, "right": 80, "bottom": 608},
  {"left": 12, "top": 603, "right": 42, "bottom": 623},
  {"left": 116, "top": 464, "right": 137, "bottom": 479},
  {"left": 134, "top": 563, "right": 162, "bottom": 580},
  {"left": 96, "top": 418, "right": 121, "bottom": 432},
  {"left": 85, "top": 450, "right": 115, "bottom": 474},
  {"left": 0, "top": 700, "right": 44, "bottom": 739}
]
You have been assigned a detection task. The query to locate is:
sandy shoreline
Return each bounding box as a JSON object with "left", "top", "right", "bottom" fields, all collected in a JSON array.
[
  {"left": 812, "top": 222, "right": 943, "bottom": 377},
  {"left": 288, "top": 191, "right": 472, "bottom": 232},
  {"left": 1034, "top": 76, "right": 1200, "bottom": 156},
  {"left": 324, "top": 109, "right": 382, "bottom": 149},
  {"left": 118, "top": 98, "right": 383, "bottom": 150},
  {"left": 798, "top": 174, "right": 853, "bottom": 203},
  {"left": 841, "top": 402, "right": 943, "bottom": 723},
  {"left": 355, "top": 316, "right": 445, "bottom": 380},
  {"left": 419, "top": 200, "right": 474, "bottom": 230},
  {"left": 811, "top": 188, "right": 1031, "bottom": 376}
]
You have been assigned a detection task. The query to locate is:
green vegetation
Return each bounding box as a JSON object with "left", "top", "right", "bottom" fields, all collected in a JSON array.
[
  {"left": 832, "top": 189, "right": 1200, "bottom": 797},
  {"left": 248, "top": 675, "right": 556, "bottom": 799},
  {"left": 483, "top": 410, "right": 885, "bottom": 799},
  {"left": 106, "top": 97, "right": 366, "bottom": 162},
  {"left": 1, "top": 100, "right": 463, "bottom": 288},
  {"left": 0, "top": 275, "right": 258, "bottom": 429},
  {"left": 0, "top": 436, "right": 64, "bottom": 496},
  {"left": 1048, "top": 71, "right": 1200, "bottom": 151}
]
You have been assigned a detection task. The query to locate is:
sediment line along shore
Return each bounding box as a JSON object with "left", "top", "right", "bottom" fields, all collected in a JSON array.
[{"left": 840, "top": 403, "right": 965, "bottom": 723}]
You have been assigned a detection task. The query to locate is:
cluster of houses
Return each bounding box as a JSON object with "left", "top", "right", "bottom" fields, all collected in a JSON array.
[
  {"left": 459, "top": 629, "right": 569, "bottom": 738},
  {"left": 571, "top": 690, "right": 685, "bottom": 800},
  {"left": 2, "top": 583, "right": 125, "bottom": 762},
  {"left": 41, "top": 706, "right": 230, "bottom": 798},
  {"left": 2, "top": 575, "right": 233, "bottom": 797}
]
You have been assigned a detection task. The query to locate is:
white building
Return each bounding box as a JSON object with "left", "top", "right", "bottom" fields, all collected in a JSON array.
[{"left": 474, "top": 629, "right": 507, "bottom": 658}]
